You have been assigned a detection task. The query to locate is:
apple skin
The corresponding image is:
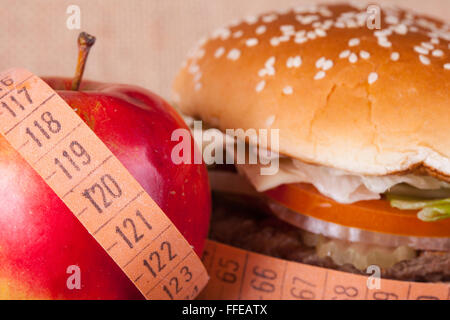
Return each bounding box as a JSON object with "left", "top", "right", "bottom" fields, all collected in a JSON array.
[{"left": 0, "top": 78, "right": 211, "bottom": 299}]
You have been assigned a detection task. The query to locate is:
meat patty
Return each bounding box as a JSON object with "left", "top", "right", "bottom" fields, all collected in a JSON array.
[{"left": 209, "top": 193, "right": 450, "bottom": 283}]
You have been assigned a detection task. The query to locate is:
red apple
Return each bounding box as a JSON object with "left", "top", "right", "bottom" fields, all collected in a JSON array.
[{"left": 0, "top": 33, "right": 210, "bottom": 299}]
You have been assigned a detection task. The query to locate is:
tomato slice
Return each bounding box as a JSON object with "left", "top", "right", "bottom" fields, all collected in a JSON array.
[{"left": 264, "top": 183, "right": 450, "bottom": 238}]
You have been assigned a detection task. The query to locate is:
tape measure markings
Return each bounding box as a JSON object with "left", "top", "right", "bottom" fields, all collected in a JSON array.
[
  {"left": 61, "top": 154, "right": 114, "bottom": 198},
  {"left": 0, "top": 68, "right": 209, "bottom": 299},
  {"left": 279, "top": 260, "right": 289, "bottom": 300},
  {"left": 92, "top": 190, "right": 145, "bottom": 236},
  {"left": 0, "top": 75, "right": 56, "bottom": 134},
  {"left": 5, "top": 93, "right": 56, "bottom": 136},
  {"left": 200, "top": 240, "right": 450, "bottom": 300},
  {"left": 122, "top": 223, "right": 173, "bottom": 269},
  {"left": 237, "top": 252, "right": 249, "bottom": 300},
  {"left": 0, "top": 73, "right": 34, "bottom": 104},
  {"left": 144, "top": 250, "right": 193, "bottom": 295},
  {"left": 33, "top": 121, "right": 84, "bottom": 166}
]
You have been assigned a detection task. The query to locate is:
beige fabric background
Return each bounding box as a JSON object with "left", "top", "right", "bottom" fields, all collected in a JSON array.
[{"left": 0, "top": 0, "right": 448, "bottom": 100}]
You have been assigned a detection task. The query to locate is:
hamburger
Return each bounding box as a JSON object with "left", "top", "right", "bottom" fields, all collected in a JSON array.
[{"left": 173, "top": 2, "right": 450, "bottom": 282}]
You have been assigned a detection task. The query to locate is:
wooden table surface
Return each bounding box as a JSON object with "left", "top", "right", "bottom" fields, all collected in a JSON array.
[{"left": 0, "top": 0, "right": 448, "bottom": 100}]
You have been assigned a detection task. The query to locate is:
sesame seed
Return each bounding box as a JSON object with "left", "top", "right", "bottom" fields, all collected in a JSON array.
[
  {"left": 378, "top": 38, "right": 392, "bottom": 48},
  {"left": 346, "top": 20, "right": 357, "bottom": 28},
  {"left": 194, "top": 49, "right": 205, "bottom": 59},
  {"left": 277, "top": 7, "right": 290, "bottom": 15},
  {"left": 421, "top": 42, "right": 434, "bottom": 50},
  {"left": 368, "top": 72, "right": 378, "bottom": 84},
  {"left": 259, "top": 57, "right": 276, "bottom": 77},
  {"left": 256, "top": 25, "right": 267, "bottom": 35},
  {"left": 286, "top": 59, "right": 293, "bottom": 68},
  {"left": 245, "top": 15, "right": 258, "bottom": 25},
  {"left": 444, "top": 63, "right": 450, "bottom": 70},
  {"left": 246, "top": 38, "right": 258, "bottom": 47},
  {"left": 322, "top": 20, "right": 333, "bottom": 29},
  {"left": 283, "top": 86, "right": 293, "bottom": 95},
  {"left": 359, "top": 50, "right": 370, "bottom": 59},
  {"left": 339, "top": 50, "right": 351, "bottom": 58},
  {"left": 298, "top": 15, "right": 319, "bottom": 25},
  {"left": 380, "top": 29, "right": 392, "bottom": 36},
  {"left": 307, "top": 31, "right": 316, "bottom": 39},
  {"left": 280, "top": 25, "right": 295, "bottom": 33},
  {"left": 188, "top": 64, "right": 199, "bottom": 74},
  {"left": 430, "top": 38, "right": 440, "bottom": 45},
  {"left": 335, "top": 21, "right": 345, "bottom": 28},
  {"left": 213, "top": 28, "right": 231, "bottom": 40},
  {"left": 315, "top": 28, "right": 327, "bottom": 37},
  {"left": 414, "top": 46, "right": 429, "bottom": 55},
  {"left": 265, "top": 115, "right": 275, "bottom": 127},
  {"left": 314, "top": 71, "right": 326, "bottom": 80},
  {"left": 214, "top": 47, "right": 225, "bottom": 58},
  {"left": 262, "top": 14, "right": 277, "bottom": 23},
  {"left": 228, "top": 19, "right": 239, "bottom": 27},
  {"left": 233, "top": 30, "right": 243, "bottom": 38},
  {"left": 419, "top": 55, "right": 430, "bottom": 65},
  {"left": 348, "top": 38, "right": 360, "bottom": 47},
  {"left": 316, "top": 57, "right": 326, "bottom": 69},
  {"left": 279, "top": 35, "right": 290, "bottom": 42},
  {"left": 258, "top": 69, "right": 268, "bottom": 77},
  {"left": 287, "top": 56, "right": 302, "bottom": 68},
  {"left": 266, "top": 56, "right": 276, "bottom": 67},
  {"left": 320, "top": 8, "right": 333, "bottom": 17},
  {"left": 385, "top": 16, "right": 399, "bottom": 25},
  {"left": 432, "top": 49, "right": 443, "bottom": 57},
  {"left": 294, "top": 37, "right": 307, "bottom": 44},
  {"left": 390, "top": 52, "right": 400, "bottom": 61},
  {"left": 349, "top": 53, "right": 358, "bottom": 63},
  {"left": 270, "top": 37, "right": 280, "bottom": 46},
  {"left": 322, "top": 60, "right": 333, "bottom": 70},
  {"left": 296, "top": 30, "right": 306, "bottom": 37},
  {"left": 227, "top": 49, "right": 241, "bottom": 61},
  {"left": 405, "top": 12, "right": 414, "bottom": 19},
  {"left": 394, "top": 24, "right": 408, "bottom": 35},
  {"left": 256, "top": 80, "right": 266, "bottom": 92},
  {"left": 283, "top": 29, "right": 296, "bottom": 36},
  {"left": 193, "top": 72, "right": 202, "bottom": 82}
]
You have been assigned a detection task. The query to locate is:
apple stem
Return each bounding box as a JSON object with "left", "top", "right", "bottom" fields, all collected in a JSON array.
[{"left": 71, "top": 32, "right": 96, "bottom": 91}]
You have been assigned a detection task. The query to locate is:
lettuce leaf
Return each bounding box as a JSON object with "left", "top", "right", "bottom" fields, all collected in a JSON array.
[{"left": 386, "top": 194, "right": 450, "bottom": 222}]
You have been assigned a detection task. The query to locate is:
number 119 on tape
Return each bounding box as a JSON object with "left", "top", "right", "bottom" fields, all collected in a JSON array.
[{"left": 0, "top": 68, "right": 209, "bottom": 300}]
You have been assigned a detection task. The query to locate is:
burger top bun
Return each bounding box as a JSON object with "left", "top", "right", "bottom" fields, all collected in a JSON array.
[{"left": 173, "top": 3, "right": 450, "bottom": 179}]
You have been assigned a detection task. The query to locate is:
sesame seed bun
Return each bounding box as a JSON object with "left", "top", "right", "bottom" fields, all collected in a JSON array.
[{"left": 173, "top": 3, "right": 450, "bottom": 180}]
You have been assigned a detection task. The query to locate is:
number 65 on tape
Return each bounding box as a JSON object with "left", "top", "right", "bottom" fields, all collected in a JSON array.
[{"left": 0, "top": 68, "right": 209, "bottom": 300}]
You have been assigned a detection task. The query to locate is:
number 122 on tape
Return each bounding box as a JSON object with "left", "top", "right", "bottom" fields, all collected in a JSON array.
[{"left": 0, "top": 68, "right": 209, "bottom": 300}]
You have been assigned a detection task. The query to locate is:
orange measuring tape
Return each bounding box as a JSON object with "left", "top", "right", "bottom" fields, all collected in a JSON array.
[
  {"left": 200, "top": 240, "right": 450, "bottom": 300},
  {"left": 0, "top": 68, "right": 209, "bottom": 300}
]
